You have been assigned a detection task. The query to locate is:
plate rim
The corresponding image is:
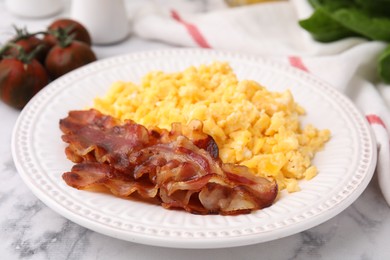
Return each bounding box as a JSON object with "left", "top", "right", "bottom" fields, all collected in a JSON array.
[{"left": 11, "top": 48, "right": 377, "bottom": 248}]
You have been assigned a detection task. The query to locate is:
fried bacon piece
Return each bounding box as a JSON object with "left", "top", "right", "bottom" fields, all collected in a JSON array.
[{"left": 60, "top": 109, "right": 277, "bottom": 215}]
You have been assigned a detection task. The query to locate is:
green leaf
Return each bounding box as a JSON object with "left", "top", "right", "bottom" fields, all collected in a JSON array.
[
  {"left": 299, "top": 8, "right": 359, "bottom": 42},
  {"left": 378, "top": 45, "right": 390, "bottom": 83},
  {"left": 355, "top": 0, "right": 390, "bottom": 17},
  {"left": 332, "top": 7, "right": 390, "bottom": 42},
  {"left": 300, "top": 0, "right": 390, "bottom": 42}
]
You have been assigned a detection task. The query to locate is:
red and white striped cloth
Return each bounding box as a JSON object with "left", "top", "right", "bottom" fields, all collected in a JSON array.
[{"left": 132, "top": 0, "right": 390, "bottom": 205}]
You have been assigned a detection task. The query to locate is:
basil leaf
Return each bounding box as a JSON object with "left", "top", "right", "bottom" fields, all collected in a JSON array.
[
  {"left": 301, "top": 0, "right": 390, "bottom": 42},
  {"left": 378, "top": 45, "right": 390, "bottom": 83},
  {"left": 332, "top": 8, "right": 390, "bottom": 42},
  {"left": 355, "top": 0, "right": 390, "bottom": 17},
  {"left": 299, "top": 8, "right": 359, "bottom": 42}
]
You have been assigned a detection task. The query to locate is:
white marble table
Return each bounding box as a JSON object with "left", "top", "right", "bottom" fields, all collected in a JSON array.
[{"left": 1, "top": 1, "right": 390, "bottom": 259}]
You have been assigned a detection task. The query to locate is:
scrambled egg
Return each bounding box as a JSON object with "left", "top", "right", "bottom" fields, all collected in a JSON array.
[{"left": 94, "top": 62, "right": 330, "bottom": 192}]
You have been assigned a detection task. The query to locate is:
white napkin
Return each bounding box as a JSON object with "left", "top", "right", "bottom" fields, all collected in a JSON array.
[{"left": 131, "top": 0, "right": 390, "bottom": 205}]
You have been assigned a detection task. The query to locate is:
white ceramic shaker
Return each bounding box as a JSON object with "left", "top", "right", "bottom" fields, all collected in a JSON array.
[
  {"left": 5, "top": 0, "right": 63, "bottom": 18},
  {"left": 70, "top": 0, "right": 130, "bottom": 45}
]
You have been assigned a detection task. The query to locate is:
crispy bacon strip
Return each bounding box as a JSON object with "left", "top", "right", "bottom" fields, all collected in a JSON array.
[{"left": 60, "top": 109, "right": 277, "bottom": 215}]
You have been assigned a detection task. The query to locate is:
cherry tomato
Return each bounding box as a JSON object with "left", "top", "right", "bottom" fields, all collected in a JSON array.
[
  {"left": 44, "top": 18, "right": 92, "bottom": 48},
  {"left": 0, "top": 58, "right": 49, "bottom": 109},
  {"left": 45, "top": 40, "right": 96, "bottom": 79},
  {"left": 2, "top": 28, "right": 50, "bottom": 63}
]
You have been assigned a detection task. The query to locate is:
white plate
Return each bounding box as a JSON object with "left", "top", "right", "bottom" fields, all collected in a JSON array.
[{"left": 12, "top": 49, "right": 377, "bottom": 249}]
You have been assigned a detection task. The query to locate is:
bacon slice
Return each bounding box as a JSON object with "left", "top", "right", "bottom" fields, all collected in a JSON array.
[{"left": 60, "top": 109, "right": 277, "bottom": 215}]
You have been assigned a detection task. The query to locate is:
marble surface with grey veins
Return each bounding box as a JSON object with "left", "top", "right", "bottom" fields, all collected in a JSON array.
[{"left": 1, "top": 0, "right": 390, "bottom": 259}]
